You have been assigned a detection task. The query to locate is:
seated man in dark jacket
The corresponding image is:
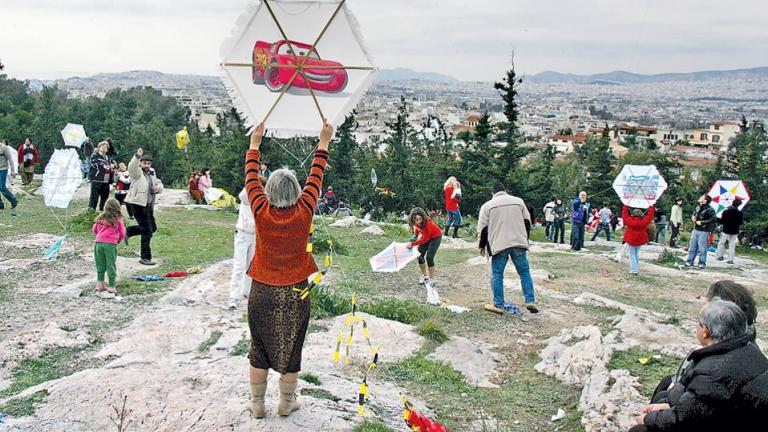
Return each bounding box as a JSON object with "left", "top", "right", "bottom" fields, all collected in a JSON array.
[{"left": 630, "top": 298, "right": 768, "bottom": 431}]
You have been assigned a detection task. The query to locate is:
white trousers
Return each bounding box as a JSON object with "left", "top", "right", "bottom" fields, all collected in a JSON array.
[
  {"left": 229, "top": 230, "right": 255, "bottom": 301},
  {"left": 716, "top": 233, "right": 738, "bottom": 261}
]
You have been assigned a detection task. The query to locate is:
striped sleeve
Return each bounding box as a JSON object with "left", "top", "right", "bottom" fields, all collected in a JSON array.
[
  {"left": 299, "top": 149, "right": 329, "bottom": 213},
  {"left": 245, "top": 149, "right": 267, "bottom": 215}
]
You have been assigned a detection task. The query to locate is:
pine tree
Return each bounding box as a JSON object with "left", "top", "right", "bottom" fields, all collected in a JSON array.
[
  {"left": 493, "top": 58, "right": 529, "bottom": 186},
  {"left": 732, "top": 120, "right": 768, "bottom": 243},
  {"left": 327, "top": 112, "right": 362, "bottom": 204},
  {"left": 583, "top": 135, "right": 615, "bottom": 206}
]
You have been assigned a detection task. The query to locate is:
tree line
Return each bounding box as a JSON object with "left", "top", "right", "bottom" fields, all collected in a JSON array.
[{"left": 1, "top": 62, "right": 766, "bottom": 243}]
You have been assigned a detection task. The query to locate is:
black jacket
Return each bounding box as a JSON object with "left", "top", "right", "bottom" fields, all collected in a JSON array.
[
  {"left": 89, "top": 153, "right": 114, "bottom": 184},
  {"left": 692, "top": 204, "right": 717, "bottom": 233},
  {"left": 718, "top": 206, "right": 744, "bottom": 235},
  {"left": 644, "top": 334, "right": 768, "bottom": 431}
]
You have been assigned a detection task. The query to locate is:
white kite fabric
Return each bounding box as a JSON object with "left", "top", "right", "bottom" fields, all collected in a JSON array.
[
  {"left": 707, "top": 180, "right": 750, "bottom": 217},
  {"left": 60, "top": 123, "right": 88, "bottom": 148},
  {"left": 220, "top": 0, "right": 376, "bottom": 137},
  {"left": 612, "top": 165, "right": 668, "bottom": 209},
  {"left": 42, "top": 149, "right": 82, "bottom": 208},
  {"left": 369, "top": 242, "right": 420, "bottom": 272}
]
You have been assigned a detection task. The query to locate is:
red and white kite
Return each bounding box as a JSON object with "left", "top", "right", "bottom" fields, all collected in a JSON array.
[{"left": 220, "top": 0, "right": 376, "bottom": 137}]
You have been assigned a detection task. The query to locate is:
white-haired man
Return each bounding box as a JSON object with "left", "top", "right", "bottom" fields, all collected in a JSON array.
[{"left": 630, "top": 298, "right": 768, "bottom": 431}]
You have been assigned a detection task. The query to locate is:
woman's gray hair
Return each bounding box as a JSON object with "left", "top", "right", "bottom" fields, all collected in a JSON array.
[
  {"left": 264, "top": 168, "right": 301, "bottom": 208},
  {"left": 699, "top": 297, "right": 748, "bottom": 342}
]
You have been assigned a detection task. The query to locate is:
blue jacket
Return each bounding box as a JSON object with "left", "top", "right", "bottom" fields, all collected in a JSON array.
[{"left": 571, "top": 198, "right": 591, "bottom": 224}]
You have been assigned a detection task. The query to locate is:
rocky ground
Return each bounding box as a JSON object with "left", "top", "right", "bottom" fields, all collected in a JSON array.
[{"left": 1, "top": 187, "right": 767, "bottom": 431}]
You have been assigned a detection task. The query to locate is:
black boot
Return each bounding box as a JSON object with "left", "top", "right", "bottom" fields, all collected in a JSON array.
[
  {"left": 452, "top": 226, "right": 459, "bottom": 238},
  {"left": 443, "top": 225, "right": 450, "bottom": 236}
]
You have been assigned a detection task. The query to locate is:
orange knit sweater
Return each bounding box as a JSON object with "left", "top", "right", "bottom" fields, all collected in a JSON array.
[{"left": 245, "top": 148, "right": 328, "bottom": 286}]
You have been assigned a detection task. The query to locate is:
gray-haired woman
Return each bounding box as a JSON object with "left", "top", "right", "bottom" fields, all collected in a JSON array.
[{"left": 243, "top": 121, "right": 333, "bottom": 418}]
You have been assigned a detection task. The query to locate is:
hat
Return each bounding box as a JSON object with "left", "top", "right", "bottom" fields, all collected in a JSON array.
[{"left": 140, "top": 155, "right": 153, "bottom": 162}]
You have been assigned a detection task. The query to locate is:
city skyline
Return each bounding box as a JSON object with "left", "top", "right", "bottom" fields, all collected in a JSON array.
[{"left": 1, "top": 0, "right": 767, "bottom": 81}]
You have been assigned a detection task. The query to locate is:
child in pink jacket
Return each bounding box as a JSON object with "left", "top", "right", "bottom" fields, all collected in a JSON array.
[{"left": 92, "top": 198, "right": 126, "bottom": 293}]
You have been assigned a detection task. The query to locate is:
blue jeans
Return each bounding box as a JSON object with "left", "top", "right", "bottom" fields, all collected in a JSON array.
[
  {"left": 446, "top": 210, "right": 462, "bottom": 227},
  {"left": 591, "top": 223, "right": 611, "bottom": 241},
  {"left": 551, "top": 219, "right": 565, "bottom": 243},
  {"left": 0, "top": 169, "right": 18, "bottom": 207},
  {"left": 571, "top": 223, "right": 585, "bottom": 250},
  {"left": 687, "top": 230, "right": 710, "bottom": 266},
  {"left": 627, "top": 245, "right": 641, "bottom": 273},
  {"left": 491, "top": 247, "right": 535, "bottom": 307}
]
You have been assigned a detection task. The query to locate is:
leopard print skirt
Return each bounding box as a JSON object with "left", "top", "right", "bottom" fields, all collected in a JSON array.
[{"left": 247, "top": 280, "right": 311, "bottom": 373}]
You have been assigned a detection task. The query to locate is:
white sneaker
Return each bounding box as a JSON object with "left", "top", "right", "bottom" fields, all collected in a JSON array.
[
  {"left": 227, "top": 299, "right": 238, "bottom": 309},
  {"left": 419, "top": 276, "right": 426, "bottom": 285}
]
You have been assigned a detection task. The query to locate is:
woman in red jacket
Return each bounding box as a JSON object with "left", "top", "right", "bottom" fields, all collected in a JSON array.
[
  {"left": 622, "top": 205, "right": 655, "bottom": 275},
  {"left": 17, "top": 138, "right": 41, "bottom": 185},
  {"left": 443, "top": 176, "right": 462, "bottom": 238},
  {"left": 407, "top": 207, "right": 443, "bottom": 289}
]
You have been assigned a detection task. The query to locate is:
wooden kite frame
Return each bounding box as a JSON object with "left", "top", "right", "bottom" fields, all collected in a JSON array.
[{"left": 220, "top": 0, "right": 375, "bottom": 123}]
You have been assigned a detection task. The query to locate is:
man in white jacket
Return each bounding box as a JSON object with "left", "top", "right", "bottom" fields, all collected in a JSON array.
[
  {"left": 228, "top": 188, "right": 256, "bottom": 309},
  {"left": 477, "top": 183, "right": 537, "bottom": 315}
]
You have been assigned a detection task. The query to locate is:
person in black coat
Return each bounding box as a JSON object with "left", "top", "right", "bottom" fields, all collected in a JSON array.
[
  {"left": 88, "top": 141, "right": 115, "bottom": 211},
  {"left": 630, "top": 298, "right": 768, "bottom": 432},
  {"left": 716, "top": 199, "right": 744, "bottom": 264}
]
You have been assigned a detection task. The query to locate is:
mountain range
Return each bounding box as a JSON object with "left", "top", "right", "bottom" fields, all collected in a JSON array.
[
  {"left": 526, "top": 66, "right": 768, "bottom": 84},
  {"left": 39, "top": 66, "right": 768, "bottom": 91}
]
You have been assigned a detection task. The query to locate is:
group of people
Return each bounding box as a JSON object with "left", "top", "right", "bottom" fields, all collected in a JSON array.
[
  {"left": 187, "top": 168, "right": 214, "bottom": 204},
  {"left": 538, "top": 190, "right": 746, "bottom": 275},
  {"left": 89, "top": 146, "right": 164, "bottom": 297}
]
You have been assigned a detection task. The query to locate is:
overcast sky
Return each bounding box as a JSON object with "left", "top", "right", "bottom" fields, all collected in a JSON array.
[{"left": 1, "top": 0, "right": 766, "bottom": 81}]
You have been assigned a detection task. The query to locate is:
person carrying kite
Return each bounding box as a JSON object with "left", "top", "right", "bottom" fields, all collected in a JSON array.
[
  {"left": 407, "top": 207, "right": 443, "bottom": 292},
  {"left": 622, "top": 205, "right": 655, "bottom": 275},
  {"left": 243, "top": 121, "right": 332, "bottom": 419}
]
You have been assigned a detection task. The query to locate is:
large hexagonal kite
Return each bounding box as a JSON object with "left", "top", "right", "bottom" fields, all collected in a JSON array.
[
  {"left": 613, "top": 164, "right": 668, "bottom": 209},
  {"left": 220, "top": 0, "right": 376, "bottom": 137},
  {"left": 707, "top": 180, "right": 750, "bottom": 217}
]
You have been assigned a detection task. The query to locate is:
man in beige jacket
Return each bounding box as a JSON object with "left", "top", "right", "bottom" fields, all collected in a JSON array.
[
  {"left": 478, "top": 183, "right": 538, "bottom": 315},
  {"left": 125, "top": 148, "right": 163, "bottom": 265}
]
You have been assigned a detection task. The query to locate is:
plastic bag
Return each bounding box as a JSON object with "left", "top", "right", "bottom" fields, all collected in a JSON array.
[{"left": 426, "top": 283, "right": 440, "bottom": 305}]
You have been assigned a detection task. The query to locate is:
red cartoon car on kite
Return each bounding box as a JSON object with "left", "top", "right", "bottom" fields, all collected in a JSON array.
[{"left": 252, "top": 40, "right": 348, "bottom": 93}]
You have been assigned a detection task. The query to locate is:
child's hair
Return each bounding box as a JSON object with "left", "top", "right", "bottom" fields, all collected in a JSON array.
[
  {"left": 408, "top": 207, "right": 429, "bottom": 230},
  {"left": 96, "top": 198, "right": 123, "bottom": 227}
]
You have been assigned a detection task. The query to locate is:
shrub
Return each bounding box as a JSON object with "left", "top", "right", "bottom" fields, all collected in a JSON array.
[{"left": 416, "top": 319, "right": 449, "bottom": 343}]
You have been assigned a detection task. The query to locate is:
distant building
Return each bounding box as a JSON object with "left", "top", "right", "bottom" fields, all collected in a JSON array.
[
  {"left": 614, "top": 122, "right": 658, "bottom": 147},
  {"left": 549, "top": 133, "right": 587, "bottom": 154},
  {"left": 452, "top": 113, "right": 482, "bottom": 136},
  {"left": 687, "top": 121, "right": 740, "bottom": 152}
]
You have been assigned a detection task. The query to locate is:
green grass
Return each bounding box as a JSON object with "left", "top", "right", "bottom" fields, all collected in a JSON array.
[
  {"left": 197, "top": 330, "right": 223, "bottom": 352},
  {"left": 231, "top": 337, "right": 250, "bottom": 356},
  {"left": 0, "top": 344, "right": 101, "bottom": 398},
  {"left": 381, "top": 351, "right": 583, "bottom": 431},
  {"left": 607, "top": 349, "right": 681, "bottom": 398},
  {"left": 359, "top": 298, "right": 432, "bottom": 325},
  {"left": 416, "top": 319, "right": 449, "bottom": 344},
  {"left": 353, "top": 420, "right": 396, "bottom": 432},
  {"left": 299, "top": 372, "right": 322, "bottom": 385},
  {"left": 655, "top": 248, "right": 686, "bottom": 269},
  {"left": 311, "top": 287, "right": 352, "bottom": 319},
  {"left": 0, "top": 390, "right": 49, "bottom": 417},
  {"left": 300, "top": 387, "right": 341, "bottom": 403}
]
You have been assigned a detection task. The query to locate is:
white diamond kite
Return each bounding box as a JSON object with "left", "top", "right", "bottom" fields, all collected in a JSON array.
[
  {"left": 60, "top": 123, "right": 88, "bottom": 148},
  {"left": 369, "top": 242, "right": 420, "bottom": 273},
  {"left": 613, "top": 165, "right": 668, "bottom": 209},
  {"left": 707, "top": 180, "right": 750, "bottom": 217},
  {"left": 220, "top": 0, "right": 376, "bottom": 137},
  {"left": 41, "top": 148, "right": 83, "bottom": 208}
]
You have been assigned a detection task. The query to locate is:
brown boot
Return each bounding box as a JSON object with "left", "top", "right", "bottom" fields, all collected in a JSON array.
[
  {"left": 247, "top": 382, "right": 267, "bottom": 418},
  {"left": 277, "top": 379, "right": 300, "bottom": 416}
]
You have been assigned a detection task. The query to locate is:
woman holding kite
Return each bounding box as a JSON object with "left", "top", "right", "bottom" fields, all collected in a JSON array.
[{"left": 243, "top": 121, "right": 332, "bottom": 418}]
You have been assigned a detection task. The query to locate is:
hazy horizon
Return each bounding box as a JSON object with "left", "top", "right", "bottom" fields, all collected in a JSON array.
[{"left": 1, "top": 0, "right": 767, "bottom": 81}]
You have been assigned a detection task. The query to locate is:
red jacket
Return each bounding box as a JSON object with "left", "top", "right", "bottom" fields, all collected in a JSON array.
[
  {"left": 444, "top": 186, "right": 460, "bottom": 211},
  {"left": 17, "top": 144, "right": 41, "bottom": 166},
  {"left": 411, "top": 219, "right": 442, "bottom": 247},
  {"left": 622, "top": 206, "right": 655, "bottom": 246}
]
